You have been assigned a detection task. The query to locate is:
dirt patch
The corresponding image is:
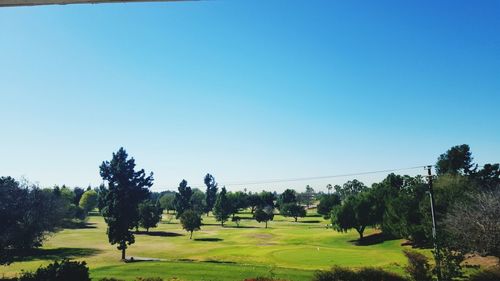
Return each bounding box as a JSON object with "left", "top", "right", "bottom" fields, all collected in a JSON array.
[
  {"left": 247, "top": 233, "right": 273, "bottom": 239},
  {"left": 257, "top": 242, "right": 277, "bottom": 246},
  {"left": 464, "top": 254, "right": 499, "bottom": 268}
]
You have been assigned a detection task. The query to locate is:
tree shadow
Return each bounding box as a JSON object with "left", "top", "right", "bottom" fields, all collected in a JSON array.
[
  {"left": 135, "top": 231, "right": 184, "bottom": 237},
  {"left": 194, "top": 238, "right": 223, "bottom": 242},
  {"left": 12, "top": 247, "right": 101, "bottom": 262},
  {"left": 223, "top": 225, "right": 259, "bottom": 229},
  {"left": 349, "top": 232, "right": 399, "bottom": 246},
  {"left": 298, "top": 220, "right": 321, "bottom": 223},
  {"left": 204, "top": 259, "right": 236, "bottom": 264},
  {"left": 61, "top": 221, "right": 97, "bottom": 229}
]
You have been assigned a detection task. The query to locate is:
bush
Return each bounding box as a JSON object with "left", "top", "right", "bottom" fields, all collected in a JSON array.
[
  {"left": 313, "top": 266, "right": 407, "bottom": 281},
  {"left": 403, "top": 249, "right": 432, "bottom": 281},
  {"left": 468, "top": 267, "right": 500, "bottom": 281},
  {"left": 18, "top": 260, "right": 90, "bottom": 281}
]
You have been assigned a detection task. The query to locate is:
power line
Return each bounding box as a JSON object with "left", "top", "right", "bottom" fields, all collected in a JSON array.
[{"left": 190, "top": 165, "right": 429, "bottom": 188}]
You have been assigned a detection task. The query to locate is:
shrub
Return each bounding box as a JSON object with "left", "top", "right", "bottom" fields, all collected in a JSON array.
[
  {"left": 313, "top": 266, "right": 407, "bottom": 281},
  {"left": 18, "top": 260, "right": 90, "bottom": 281},
  {"left": 467, "top": 267, "right": 500, "bottom": 281},
  {"left": 403, "top": 249, "right": 432, "bottom": 281}
]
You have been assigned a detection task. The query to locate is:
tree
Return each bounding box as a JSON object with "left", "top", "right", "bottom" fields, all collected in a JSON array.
[
  {"left": 73, "top": 187, "right": 85, "bottom": 205},
  {"left": 436, "top": 144, "right": 477, "bottom": 176},
  {"left": 334, "top": 179, "right": 367, "bottom": 201},
  {"left": 299, "top": 185, "right": 315, "bottom": 207},
  {"left": 174, "top": 179, "right": 193, "bottom": 218},
  {"left": 326, "top": 184, "right": 333, "bottom": 194},
  {"left": 180, "top": 210, "right": 202, "bottom": 239},
  {"left": 277, "top": 189, "right": 297, "bottom": 209},
  {"left": 99, "top": 147, "right": 153, "bottom": 260},
  {"left": 79, "top": 190, "right": 98, "bottom": 214},
  {"left": 331, "top": 192, "right": 378, "bottom": 240},
  {"left": 317, "top": 194, "right": 341, "bottom": 219},
  {"left": 213, "top": 187, "right": 231, "bottom": 226},
  {"left": 0, "top": 177, "right": 64, "bottom": 265},
  {"left": 443, "top": 190, "right": 500, "bottom": 259},
  {"left": 259, "top": 191, "right": 276, "bottom": 209},
  {"left": 204, "top": 173, "right": 218, "bottom": 216},
  {"left": 280, "top": 203, "right": 306, "bottom": 222},
  {"left": 227, "top": 191, "right": 248, "bottom": 218},
  {"left": 247, "top": 193, "right": 263, "bottom": 214},
  {"left": 254, "top": 206, "right": 274, "bottom": 228},
  {"left": 159, "top": 192, "right": 176, "bottom": 214},
  {"left": 138, "top": 200, "right": 163, "bottom": 232},
  {"left": 232, "top": 216, "right": 241, "bottom": 227},
  {"left": 191, "top": 188, "right": 207, "bottom": 215}
]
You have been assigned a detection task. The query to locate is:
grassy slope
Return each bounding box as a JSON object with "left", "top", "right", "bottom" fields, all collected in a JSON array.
[{"left": 0, "top": 211, "right": 419, "bottom": 280}]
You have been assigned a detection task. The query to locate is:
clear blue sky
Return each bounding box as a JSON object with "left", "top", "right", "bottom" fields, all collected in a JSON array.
[{"left": 1, "top": 0, "right": 499, "bottom": 192}]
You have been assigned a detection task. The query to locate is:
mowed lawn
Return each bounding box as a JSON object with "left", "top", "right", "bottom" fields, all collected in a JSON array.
[{"left": 1, "top": 211, "right": 419, "bottom": 281}]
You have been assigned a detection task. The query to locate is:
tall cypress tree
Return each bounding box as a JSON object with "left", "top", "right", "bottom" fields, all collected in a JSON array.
[
  {"left": 174, "top": 179, "right": 193, "bottom": 218},
  {"left": 99, "top": 148, "right": 153, "bottom": 260},
  {"left": 213, "top": 186, "right": 231, "bottom": 226},
  {"left": 204, "top": 173, "right": 218, "bottom": 216}
]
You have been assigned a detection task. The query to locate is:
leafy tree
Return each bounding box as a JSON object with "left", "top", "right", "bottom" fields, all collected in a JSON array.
[
  {"left": 472, "top": 163, "right": 500, "bottom": 190},
  {"left": 298, "top": 185, "right": 315, "bottom": 207},
  {"left": 73, "top": 187, "right": 86, "bottom": 205},
  {"left": 180, "top": 209, "right": 202, "bottom": 239},
  {"left": 79, "top": 190, "right": 98, "bottom": 214},
  {"left": 227, "top": 191, "right": 248, "bottom": 218},
  {"left": 213, "top": 187, "right": 231, "bottom": 226},
  {"left": 174, "top": 179, "right": 193, "bottom": 218},
  {"left": 159, "top": 192, "right": 176, "bottom": 214},
  {"left": 138, "top": 200, "right": 163, "bottom": 232},
  {"left": 96, "top": 184, "right": 108, "bottom": 213},
  {"left": 191, "top": 188, "right": 207, "bottom": 215},
  {"left": 232, "top": 216, "right": 241, "bottom": 227},
  {"left": 99, "top": 147, "right": 153, "bottom": 260},
  {"left": 204, "top": 173, "right": 218, "bottom": 216},
  {"left": 0, "top": 177, "right": 64, "bottom": 265},
  {"left": 254, "top": 206, "right": 274, "bottom": 228},
  {"left": 247, "top": 193, "right": 263, "bottom": 214},
  {"left": 331, "top": 192, "right": 378, "bottom": 240},
  {"left": 334, "top": 179, "right": 367, "bottom": 201},
  {"left": 259, "top": 191, "right": 276, "bottom": 209},
  {"left": 280, "top": 203, "right": 306, "bottom": 222},
  {"left": 403, "top": 249, "right": 432, "bottom": 281},
  {"left": 277, "top": 189, "right": 297, "bottom": 209},
  {"left": 18, "top": 259, "right": 90, "bottom": 281},
  {"left": 436, "top": 144, "right": 477, "bottom": 176},
  {"left": 326, "top": 184, "right": 333, "bottom": 194},
  {"left": 317, "top": 194, "right": 341, "bottom": 219}
]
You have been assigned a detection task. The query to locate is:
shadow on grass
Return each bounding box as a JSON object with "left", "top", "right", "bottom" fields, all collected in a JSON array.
[
  {"left": 349, "top": 232, "right": 399, "bottom": 246},
  {"left": 61, "top": 220, "right": 97, "bottom": 229},
  {"left": 135, "top": 231, "right": 184, "bottom": 237},
  {"left": 12, "top": 247, "right": 101, "bottom": 262},
  {"left": 298, "top": 220, "right": 321, "bottom": 223},
  {"left": 222, "top": 225, "right": 259, "bottom": 229},
  {"left": 204, "top": 259, "right": 236, "bottom": 264},
  {"left": 194, "top": 238, "right": 223, "bottom": 242}
]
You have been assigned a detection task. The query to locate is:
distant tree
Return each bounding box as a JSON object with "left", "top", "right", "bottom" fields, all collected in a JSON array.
[
  {"left": 232, "top": 216, "right": 241, "bottom": 227},
  {"left": 191, "top": 188, "right": 207, "bottom": 215},
  {"left": 472, "top": 163, "right": 500, "bottom": 191},
  {"left": 443, "top": 190, "right": 500, "bottom": 259},
  {"left": 73, "top": 187, "right": 85, "bottom": 205},
  {"left": 180, "top": 210, "right": 202, "bottom": 239},
  {"left": 331, "top": 192, "right": 378, "bottom": 240},
  {"left": 302, "top": 185, "right": 315, "bottom": 207},
  {"left": 213, "top": 187, "right": 231, "bottom": 226},
  {"left": 79, "top": 190, "right": 98, "bottom": 214},
  {"left": 99, "top": 147, "right": 153, "bottom": 260},
  {"left": 247, "top": 193, "right": 263, "bottom": 214},
  {"left": 277, "top": 189, "right": 297, "bottom": 209},
  {"left": 174, "top": 179, "right": 193, "bottom": 218},
  {"left": 326, "top": 184, "right": 333, "bottom": 194},
  {"left": 317, "top": 194, "right": 341, "bottom": 219},
  {"left": 138, "top": 200, "right": 163, "bottom": 232},
  {"left": 280, "top": 203, "right": 306, "bottom": 222},
  {"left": 259, "top": 191, "right": 276, "bottom": 209},
  {"left": 227, "top": 191, "right": 248, "bottom": 218},
  {"left": 96, "top": 184, "right": 108, "bottom": 213},
  {"left": 334, "top": 179, "right": 367, "bottom": 201},
  {"left": 204, "top": 173, "right": 218, "bottom": 216},
  {"left": 159, "top": 192, "right": 176, "bottom": 214},
  {"left": 254, "top": 206, "right": 274, "bottom": 228},
  {"left": 436, "top": 144, "right": 477, "bottom": 176}
]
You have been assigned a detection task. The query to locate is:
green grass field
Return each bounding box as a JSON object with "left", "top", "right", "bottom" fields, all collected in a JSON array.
[{"left": 0, "top": 211, "right": 420, "bottom": 281}]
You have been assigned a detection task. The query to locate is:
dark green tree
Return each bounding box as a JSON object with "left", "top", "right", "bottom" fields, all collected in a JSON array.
[
  {"left": 247, "top": 193, "right": 263, "bottom": 214},
  {"left": 191, "top": 188, "right": 207, "bottom": 215},
  {"left": 331, "top": 192, "right": 378, "bottom": 240},
  {"left": 254, "top": 206, "right": 274, "bottom": 228},
  {"left": 180, "top": 209, "right": 202, "bottom": 239},
  {"left": 277, "top": 189, "right": 297, "bottom": 209},
  {"left": 227, "top": 191, "right": 248, "bottom": 218},
  {"left": 159, "top": 192, "right": 176, "bottom": 214},
  {"left": 280, "top": 203, "right": 306, "bottom": 222},
  {"left": 99, "top": 147, "right": 153, "bottom": 260},
  {"left": 204, "top": 173, "right": 218, "bottom": 216},
  {"left": 138, "top": 200, "right": 163, "bottom": 232},
  {"left": 213, "top": 187, "right": 231, "bottom": 226},
  {"left": 174, "top": 179, "right": 193, "bottom": 218},
  {"left": 334, "top": 179, "right": 367, "bottom": 201},
  {"left": 436, "top": 144, "right": 477, "bottom": 176},
  {"left": 317, "top": 194, "right": 341, "bottom": 219}
]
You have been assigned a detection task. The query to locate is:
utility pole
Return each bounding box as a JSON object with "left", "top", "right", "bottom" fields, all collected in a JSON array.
[{"left": 426, "top": 165, "right": 441, "bottom": 281}]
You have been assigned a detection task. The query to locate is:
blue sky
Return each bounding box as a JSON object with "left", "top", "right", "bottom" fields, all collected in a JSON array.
[{"left": 1, "top": 0, "right": 499, "bottom": 192}]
